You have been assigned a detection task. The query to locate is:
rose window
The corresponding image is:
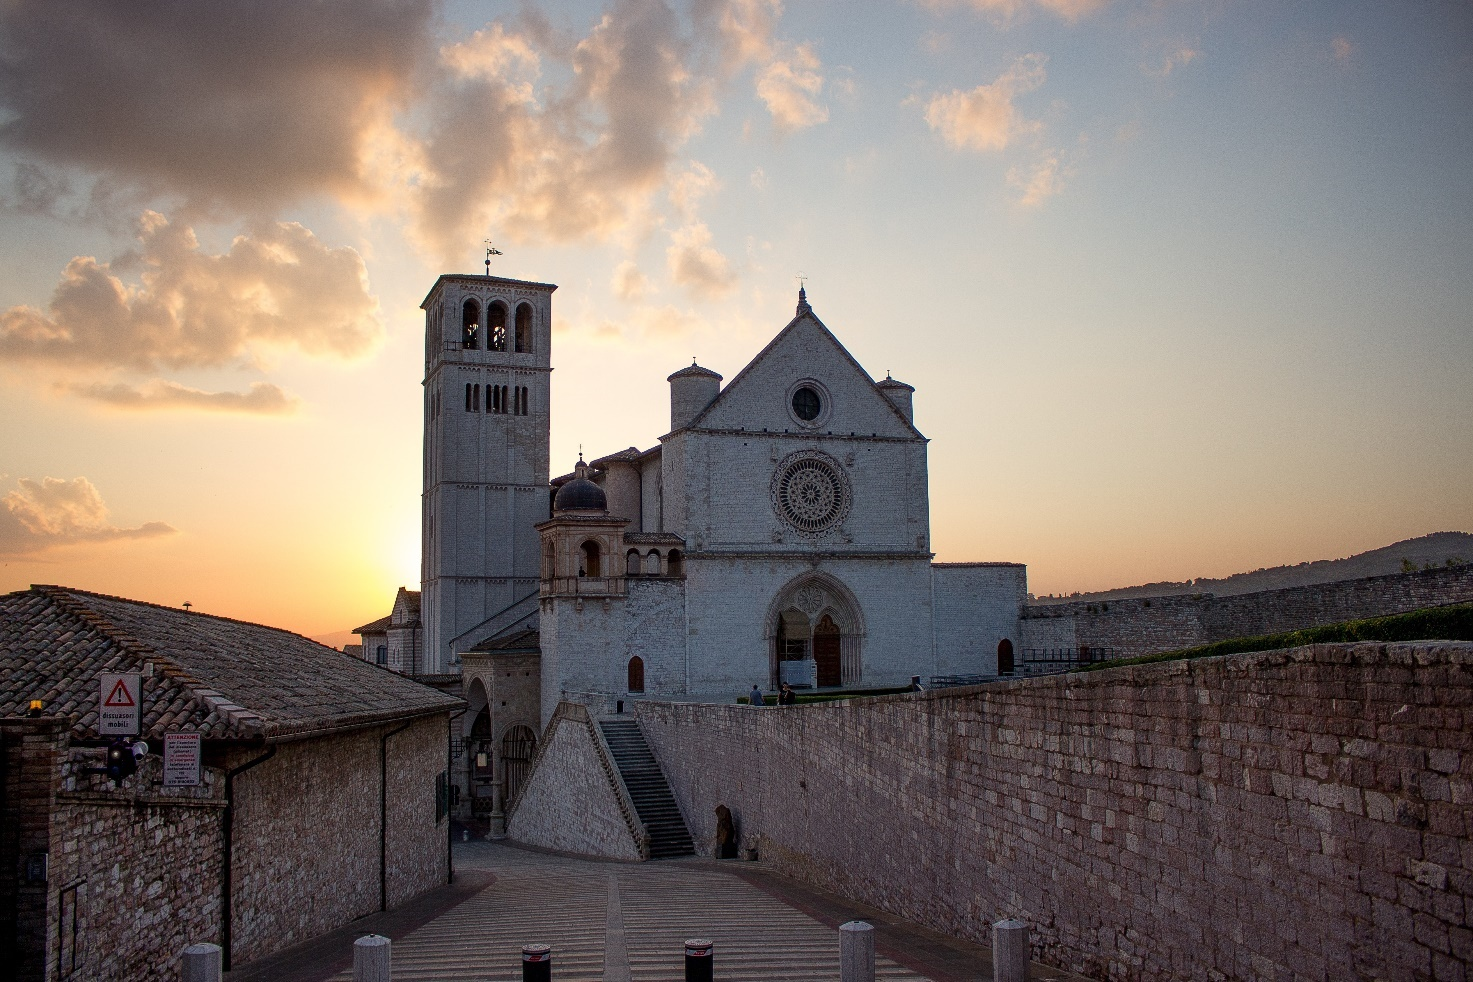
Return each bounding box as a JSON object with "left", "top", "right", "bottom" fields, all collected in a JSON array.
[{"left": 772, "top": 452, "right": 851, "bottom": 535}]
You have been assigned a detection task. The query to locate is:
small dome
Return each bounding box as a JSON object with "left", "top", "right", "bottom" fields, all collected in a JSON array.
[{"left": 553, "top": 457, "right": 607, "bottom": 513}]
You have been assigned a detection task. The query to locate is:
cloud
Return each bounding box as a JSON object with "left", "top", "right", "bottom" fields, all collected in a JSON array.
[
  {"left": 1008, "top": 152, "right": 1065, "bottom": 206},
  {"left": 0, "top": 0, "right": 435, "bottom": 213},
  {"left": 756, "top": 43, "right": 829, "bottom": 132},
  {"left": 0, "top": 477, "right": 175, "bottom": 557},
  {"left": 925, "top": 54, "right": 1048, "bottom": 153},
  {"left": 1332, "top": 36, "right": 1354, "bottom": 66},
  {"left": 918, "top": 0, "right": 1105, "bottom": 24},
  {"left": 0, "top": 211, "right": 382, "bottom": 373},
  {"left": 69, "top": 380, "right": 299, "bottom": 415},
  {"left": 1147, "top": 47, "right": 1199, "bottom": 77},
  {"left": 611, "top": 260, "right": 652, "bottom": 302},
  {"left": 408, "top": 0, "right": 723, "bottom": 260},
  {"left": 670, "top": 161, "right": 721, "bottom": 221},
  {"left": 667, "top": 223, "right": 737, "bottom": 299}
]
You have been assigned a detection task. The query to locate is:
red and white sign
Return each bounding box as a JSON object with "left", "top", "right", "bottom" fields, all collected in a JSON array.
[
  {"left": 163, "top": 733, "right": 201, "bottom": 787},
  {"left": 98, "top": 673, "right": 140, "bottom": 736}
]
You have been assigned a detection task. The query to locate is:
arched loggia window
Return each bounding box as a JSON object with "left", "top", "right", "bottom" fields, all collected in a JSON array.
[
  {"left": 579, "top": 540, "right": 601, "bottom": 577},
  {"left": 462, "top": 299, "right": 481, "bottom": 349}
]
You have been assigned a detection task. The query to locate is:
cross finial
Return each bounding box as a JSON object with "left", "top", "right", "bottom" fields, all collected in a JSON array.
[
  {"left": 795, "top": 272, "right": 811, "bottom": 315},
  {"left": 483, "top": 238, "right": 503, "bottom": 274}
]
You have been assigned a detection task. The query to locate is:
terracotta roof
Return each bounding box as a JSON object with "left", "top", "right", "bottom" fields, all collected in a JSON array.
[
  {"left": 1, "top": 586, "right": 462, "bottom": 744},
  {"left": 467, "top": 629, "right": 541, "bottom": 653}
]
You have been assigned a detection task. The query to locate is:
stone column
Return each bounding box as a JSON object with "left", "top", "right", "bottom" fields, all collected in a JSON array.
[
  {"left": 839, "top": 920, "right": 875, "bottom": 982},
  {"left": 992, "top": 919, "right": 1029, "bottom": 982}
]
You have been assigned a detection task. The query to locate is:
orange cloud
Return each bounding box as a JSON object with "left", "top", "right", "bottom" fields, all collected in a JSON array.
[
  {"left": 68, "top": 380, "right": 299, "bottom": 415},
  {"left": 925, "top": 54, "right": 1048, "bottom": 153},
  {"left": 0, "top": 477, "right": 175, "bottom": 557},
  {"left": 667, "top": 223, "right": 738, "bottom": 299},
  {"left": 0, "top": 212, "right": 382, "bottom": 373}
]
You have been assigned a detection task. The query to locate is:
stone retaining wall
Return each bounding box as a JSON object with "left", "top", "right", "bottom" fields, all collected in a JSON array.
[
  {"left": 637, "top": 643, "right": 1473, "bottom": 981},
  {"left": 1021, "top": 565, "right": 1473, "bottom": 659}
]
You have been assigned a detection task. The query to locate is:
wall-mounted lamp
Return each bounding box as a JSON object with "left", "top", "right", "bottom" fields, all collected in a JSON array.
[{"left": 27, "top": 699, "right": 42, "bottom": 717}]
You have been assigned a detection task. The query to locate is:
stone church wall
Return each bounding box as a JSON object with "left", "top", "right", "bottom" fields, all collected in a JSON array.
[
  {"left": 636, "top": 643, "right": 1473, "bottom": 982},
  {"left": 1021, "top": 564, "right": 1473, "bottom": 659},
  {"left": 931, "top": 563, "right": 1027, "bottom": 676}
]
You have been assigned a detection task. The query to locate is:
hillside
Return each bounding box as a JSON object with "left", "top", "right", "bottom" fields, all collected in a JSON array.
[{"left": 1031, "top": 531, "right": 1473, "bottom": 604}]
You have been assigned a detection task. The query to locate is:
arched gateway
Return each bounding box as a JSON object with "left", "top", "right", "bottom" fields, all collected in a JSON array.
[{"left": 764, "top": 573, "right": 864, "bottom": 689}]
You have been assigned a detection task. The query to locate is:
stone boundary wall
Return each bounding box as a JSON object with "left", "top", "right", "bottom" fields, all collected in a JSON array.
[
  {"left": 507, "top": 702, "right": 646, "bottom": 860},
  {"left": 1021, "top": 565, "right": 1473, "bottom": 659},
  {"left": 636, "top": 643, "right": 1473, "bottom": 981}
]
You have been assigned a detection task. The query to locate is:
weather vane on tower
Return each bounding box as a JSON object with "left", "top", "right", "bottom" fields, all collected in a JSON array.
[{"left": 484, "top": 238, "right": 503, "bottom": 274}]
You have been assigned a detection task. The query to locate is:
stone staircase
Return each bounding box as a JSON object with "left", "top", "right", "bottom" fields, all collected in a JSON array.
[{"left": 598, "top": 718, "right": 695, "bottom": 859}]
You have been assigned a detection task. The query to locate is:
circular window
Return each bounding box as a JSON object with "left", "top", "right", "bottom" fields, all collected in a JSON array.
[
  {"left": 791, "top": 386, "right": 821, "bottom": 421},
  {"left": 771, "top": 451, "right": 851, "bottom": 536}
]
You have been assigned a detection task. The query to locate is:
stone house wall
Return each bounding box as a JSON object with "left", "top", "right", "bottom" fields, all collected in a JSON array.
[
  {"left": 227, "top": 713, "right": 449, "bottom": 963},
  {"left": 636, "top": 643, "right": 1473, "bottom": 982},
  {"left": 931, "top": 563, "right": 1027, "bottom": 676},
  {"left": 1021, "top": 564, "right": 1473, "bottom": 659}
]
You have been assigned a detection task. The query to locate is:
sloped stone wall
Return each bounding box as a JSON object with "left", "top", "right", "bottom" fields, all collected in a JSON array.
[
  {"left": 637, "top": 643, "right": 1473, "bottom": 981},
  {"left": 507, "top": 703, "right": 644, "bottom": 860}
]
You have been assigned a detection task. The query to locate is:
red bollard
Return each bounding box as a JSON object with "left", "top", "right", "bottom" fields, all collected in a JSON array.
[
  {"left": 523, "top": 943, "right": 551, "bottom": 981},
  {"left": 685, "top": 938, "right": 714, "bottom": 981}
]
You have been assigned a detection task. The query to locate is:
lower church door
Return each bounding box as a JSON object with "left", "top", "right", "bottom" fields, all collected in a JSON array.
[{"left": 813, "top": 615, "right": 842, "bottom": 687}]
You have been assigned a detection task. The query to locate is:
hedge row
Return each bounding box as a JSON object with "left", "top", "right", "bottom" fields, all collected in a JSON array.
[{"left": 1075, "top": 602, "right": 1473, "bottom": 673}]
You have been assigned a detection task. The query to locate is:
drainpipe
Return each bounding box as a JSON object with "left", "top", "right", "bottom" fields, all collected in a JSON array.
[
  {"left": 380, "top": 721, "right": 413, "bottom": 911},
  {"left": 222, "top": 745, "right": 277, "bottom": 970},
  {"left": 446, "top": 708, "right": 466, "bottom": 884}
]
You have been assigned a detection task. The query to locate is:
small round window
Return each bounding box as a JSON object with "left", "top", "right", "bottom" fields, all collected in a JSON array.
[{"left": 791, "top": 386, "right": 822, "bottom": 421}]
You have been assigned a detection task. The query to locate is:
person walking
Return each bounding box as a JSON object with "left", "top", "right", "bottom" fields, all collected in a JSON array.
[{"left": 748, "top": 683, "right": 765, "bottom": 707}]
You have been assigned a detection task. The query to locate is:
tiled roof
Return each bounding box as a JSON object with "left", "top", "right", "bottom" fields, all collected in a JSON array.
[
  {"left": 1, "top": 586, "right": 462, "bottom": 743},
  {"left": 353, "top": 614, "right": 392, "bottom": 634},
  {"left": 623, "top": 532, "right": 685, "bottom": 545},
  {"left": 467, "top": 629, "right": 540, "bottom": 653}
]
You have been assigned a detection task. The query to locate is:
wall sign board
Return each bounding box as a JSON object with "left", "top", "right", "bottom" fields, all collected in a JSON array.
[
  {"left": 163, "top": 733, "right": 202, "bottom": 787},
  {"left": 98, "top": 672, "right": 141, "bottom": 736}
]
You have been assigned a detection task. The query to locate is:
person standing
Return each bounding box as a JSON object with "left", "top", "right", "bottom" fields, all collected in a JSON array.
[{"left": 778, "top": 683, "right": 797, "bottom": 706}]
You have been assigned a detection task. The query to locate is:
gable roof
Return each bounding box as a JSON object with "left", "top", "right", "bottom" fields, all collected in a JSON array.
[
  {"left": 1, "top": 586, "right": 461, "bottom": 743},
  {"left": 353, "top": 614, "right": 392, "bottom": 635},
  {"left": 677, "top": 300, "right": 925, "bottom": 440}
]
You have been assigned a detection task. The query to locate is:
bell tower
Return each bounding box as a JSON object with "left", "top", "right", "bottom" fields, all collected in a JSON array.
[{"left": 420, "top": 272, "right": 555, "bottom": 673}]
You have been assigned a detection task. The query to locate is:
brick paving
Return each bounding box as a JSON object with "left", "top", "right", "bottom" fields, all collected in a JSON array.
[{"left": 227, "top": 839, "right": 1089, "bottom": 982}]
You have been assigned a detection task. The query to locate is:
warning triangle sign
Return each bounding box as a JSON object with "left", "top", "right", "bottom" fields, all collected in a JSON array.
[{"left": 104, "top": 679, "right": 136, "bottom": 708}]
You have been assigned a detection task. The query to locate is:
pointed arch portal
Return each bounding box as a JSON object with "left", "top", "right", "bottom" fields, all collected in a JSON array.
[{"left": 764, "top": 572, "right": 864, "bottom": 690}]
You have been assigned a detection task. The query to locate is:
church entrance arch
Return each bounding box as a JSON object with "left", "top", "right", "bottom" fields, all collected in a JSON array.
[{"left": 765, "top": 573, "right": 864, "bottom": 690}]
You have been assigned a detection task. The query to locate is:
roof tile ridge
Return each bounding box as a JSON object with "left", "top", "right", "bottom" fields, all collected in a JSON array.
[
  {"left": 35, "top": 586, "right": 264, "bottom": 741},
  {"left": 36, "top": 583, "right": 347, "bottom": 654}
]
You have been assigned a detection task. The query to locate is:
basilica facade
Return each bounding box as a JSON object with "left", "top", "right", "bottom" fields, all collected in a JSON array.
[{"left": 406, "top": 271, "right": 1023, "bottom": 810}]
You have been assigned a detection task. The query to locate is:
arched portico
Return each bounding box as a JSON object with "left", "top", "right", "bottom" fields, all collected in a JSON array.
[{"left": 764, "top": 572, "right": 865, "bottom": 689}]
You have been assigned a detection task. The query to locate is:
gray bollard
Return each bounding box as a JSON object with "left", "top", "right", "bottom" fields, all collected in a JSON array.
[
  {"left": 992, "top": 919, "right": 1029, "bottom": 982},
  {"left": 354, "top": 934, "right": 392, "bottom": 982},
  {"left": 839, "top": 920, "right": 875, "bottom": 982},
  {"left": 684, "top": 938, "right": 713, "bottom": 982},
  {"left": 181, "top": 943, "right": 222, "bottom": 982}
]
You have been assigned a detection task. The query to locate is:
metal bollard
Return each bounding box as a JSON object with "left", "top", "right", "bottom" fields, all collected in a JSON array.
[
  {"left": 353, "top": 934, "right": 391, "bottom": 982},
  {"left": 181, "top": 943, "right": 222, "bottom": 982},
  {"left": 839, "top": 921, "right": 875, "bottom": 982},
  {"left": 684, "top": 938, "right": 714, "bottom": 982},
  {"left": 992, "top": 919, "right": 1029, "bottom": 982},
  {"left": 523, "top": 942, "right": 552, "bottom": 981}
]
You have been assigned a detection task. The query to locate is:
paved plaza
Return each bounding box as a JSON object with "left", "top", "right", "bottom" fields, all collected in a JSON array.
[{"left": 227, "top": 839, "right": 1087, "bottom": 982}]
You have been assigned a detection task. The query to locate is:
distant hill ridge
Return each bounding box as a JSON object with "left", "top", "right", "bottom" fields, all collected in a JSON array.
[{"left": 1031, "top": 531, "right": 1473, "bottom": 605}]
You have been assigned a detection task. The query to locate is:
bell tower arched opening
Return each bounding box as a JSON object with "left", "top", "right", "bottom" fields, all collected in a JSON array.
[{"left": 462, "top": 299, "right": 481, "bottom": 349}]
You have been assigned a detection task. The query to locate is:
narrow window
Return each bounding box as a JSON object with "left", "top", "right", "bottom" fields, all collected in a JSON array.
[
  {"left": 464, "top": 383, "right": 472, "bottom": 411},
  {"left": 503, "top": 385, "right": 511, "bottom": 415},
  {"left": 628, "top": 656, "right": 645, "bottom": 693},
  {"left": 515, "top": 303, "right": 533, "bottom": 353},
  {"left": 491, "top": 385, "right": 499, "bottom": 414},
  {"left": 462, "top": 299, "right": 481, "bottom": 349},
  {"left": 488, "top": 302, "right": 508, "bottom": 352},
  {"left": 473, "top": 384, "right": 481, "bottom": 412},
  {"left": 376, "top": 645, "right": 387, "bottom": 665},
  {"left": 998, "top": 639, "right": 1015, "bottom": 676}
]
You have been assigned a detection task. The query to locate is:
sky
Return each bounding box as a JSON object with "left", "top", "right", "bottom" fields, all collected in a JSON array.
[{"left": 0, "top": 0, "right": 1470, "bottom": 641}]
